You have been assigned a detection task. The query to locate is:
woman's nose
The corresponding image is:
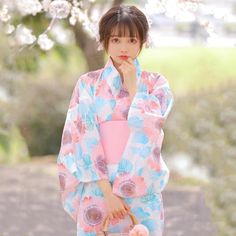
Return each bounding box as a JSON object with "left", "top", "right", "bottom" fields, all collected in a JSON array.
[{"left": 120, "top": 43, "right": 128, "bottom": 52}]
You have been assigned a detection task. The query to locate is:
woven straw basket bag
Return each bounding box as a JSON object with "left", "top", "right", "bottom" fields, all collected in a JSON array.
[{"left": 96, "top": 212, "right": 139, "bottom": 236}]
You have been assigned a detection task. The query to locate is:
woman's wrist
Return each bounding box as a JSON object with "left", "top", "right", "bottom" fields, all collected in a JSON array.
[
  {"left": 129, "top": 87, "right": 137, "bottom": 99},
  {"left": 97, "top": 179, "right": 113, "bottom": 197}
]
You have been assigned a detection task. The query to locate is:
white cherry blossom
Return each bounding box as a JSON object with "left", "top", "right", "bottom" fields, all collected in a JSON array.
[
  {"left": 15, "top": 24, "right": 36, "bottom": 45},
  {"left": 16, "top": 0, "right": 42, "bottom": 16},
  {"left": 37, "top": 33, "right": 54, "bottom": 50},
  {"left": 42, "top": 0, "right": 52, "bottom": 12},
  {"left": 0, "top": 5, "right": 11, "bottom": 22},
  {"left": 49, "top": 0, "right": 72, "bottom": 19},
  {"left": 5, "top": 24, "right": 15, "bottom": 35}
]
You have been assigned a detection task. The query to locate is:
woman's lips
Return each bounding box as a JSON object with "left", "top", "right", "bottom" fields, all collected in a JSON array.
[{"left": 119, "top": 55, "right": 129, "bottom": 60}]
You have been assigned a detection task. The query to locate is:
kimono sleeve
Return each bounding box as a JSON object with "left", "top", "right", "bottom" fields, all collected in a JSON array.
[
  {"left": 57, "top": 76, "right": 109, "bottom": 182},
  {"left": 57, "top": 162, "right": 81, "bottom": 222},
  {"left": 128, "top": 73, "right": 174, "bottom": 131},
  {"left": 56, "top": 76, "right": 109, "bottom": 221}
]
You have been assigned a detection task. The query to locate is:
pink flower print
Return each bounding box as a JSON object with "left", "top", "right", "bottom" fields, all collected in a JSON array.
[
  {"left": 72, "top": 122, "right": 83, "bottom": 143},
  {"left": 118, "top": 88, "right": 129, "bottom": 98},
  {"left": 156, "top": 90, "right": 165, "bottom": 105},
  {"left": 112, "top": 98, "right": 130, "bottom": 119},
  {"left": 57, "top": 163, "right": 80, "bottom": 191},
  {"left": 135, "top": 100, "right": 144, "bottom": 110},
  {"left": 153, "top": 147, "right": 161, "bottom": 157},
  {"left": 109, "top": 216, "right": 121, "bottom": 226},
  {"left": 58, "top": 172, "right": 66, "bottom": 191},
  {"left": 73, "top": 116, "right": 86, "bottom": 142},
  {"left": 60, "top": 143, "right": 75, "bottom": 156},
  {"left": 147, "top": 147, "right": 162, "bottom": 171},
  {"left": 141, "top": 71, "right": 148, "bottom": 79},
  {"left": 147, "top": 157, "right": 161, "bottom": 172},
  {"left": 155, "top": 74, "right": 167, "bottom": 87},
  {"left": 78, "top": 196, "right": 107, "bottom": 232},
  {"left": 94, "top": 155, "right": 108, "bottom": 176},
  {"left": 91, "top": 145, "right": 108, "bottom": 176},
  {"left": 122, "top": 107, "right": 130, "bottom": 119},
  {"left": 113, "top": 173, "right": 147, "bottom": 197},
  {"left": 143, "top": 118, "right": 161, "bottom": 142},
  {"left": 60, "top": 123, "right": 76, "bottom": 155},
  {"left": 96, "top": 79, "right": 112, "bottom": 99},
  {"left": 120, "top": 180, "right": 136, "bottom": 197},
  {"left": 148, "top": 100, "right": 160, "bottom": 112},
  {"left": 143, "top": 126, "right": 157, "bottom": 143},
  {"left": 87, "top": 71, "right": 99, "bottom": 81},
  {"left": 73, "top": 196, "right": 81, "bottom": 213},
  {"left": 141, "top": 71, "right": 149, "bottom": 84},
  {"left": 62, "top": 129, "right": 72, "bottom": 145},
  {"left": 142, "top": 71, "right": 157, "bottom": 91},
  {"left": 69, "top": 87, "right": 80, "bottom": 109},
  {"left": 60, "top": 135, "right": 75, "bottom": 156}
]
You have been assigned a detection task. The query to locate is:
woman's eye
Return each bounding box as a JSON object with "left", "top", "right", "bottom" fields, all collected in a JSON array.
[
  {"left": 130, "top": 38, "right": 137, "bottom": 43},
  {"left": 111, "top": 38, "right": 119, "bottom": 43}
]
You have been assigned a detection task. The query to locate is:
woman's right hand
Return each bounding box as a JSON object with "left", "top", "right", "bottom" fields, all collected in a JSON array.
[{"left": 104, "top": 192, "right": 131, "bottom": 220}]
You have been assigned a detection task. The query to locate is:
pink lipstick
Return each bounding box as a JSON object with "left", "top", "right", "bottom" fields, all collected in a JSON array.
[{"left": 119, "top": 55, "right": 129, "bottom": 60}]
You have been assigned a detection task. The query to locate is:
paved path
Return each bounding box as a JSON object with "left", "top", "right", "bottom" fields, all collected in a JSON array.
[{"left": 0, "top": 158, "right": 217, "bottom": 236}]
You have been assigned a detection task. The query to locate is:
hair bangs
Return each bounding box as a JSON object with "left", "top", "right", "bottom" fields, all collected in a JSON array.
[{"left": 111, "top": 16, "right": 140, "bottom": 39}]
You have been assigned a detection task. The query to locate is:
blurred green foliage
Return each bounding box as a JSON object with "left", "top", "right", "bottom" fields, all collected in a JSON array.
[
  {"left": 163, "top": 80, "right": 236, "bottom": 236},
  {"left": 0, "top": 124, "right": 30, "bottom": 164}
]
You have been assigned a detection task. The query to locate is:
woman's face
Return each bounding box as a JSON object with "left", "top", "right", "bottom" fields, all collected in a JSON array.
[{"left": 107, "top": 26, "right": 141, "bottom": 66}]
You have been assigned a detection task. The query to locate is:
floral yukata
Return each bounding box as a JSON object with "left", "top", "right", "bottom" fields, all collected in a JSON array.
[{"left": 57, "top": 56, "right": 174, "bottom": 236}]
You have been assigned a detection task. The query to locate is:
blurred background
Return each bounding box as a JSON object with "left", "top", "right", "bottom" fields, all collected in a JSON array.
[{"left": 0, "top": 0, "right": 235, "bottom": 236}]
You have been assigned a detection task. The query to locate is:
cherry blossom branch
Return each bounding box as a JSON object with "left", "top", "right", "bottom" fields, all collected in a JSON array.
[{"left": 0, "top": 0, "right": 225, "bottom": 52}]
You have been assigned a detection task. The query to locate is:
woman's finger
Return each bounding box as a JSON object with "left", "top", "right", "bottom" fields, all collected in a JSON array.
[
  {"left": 109, "top": 213, "right": 113, "bottom": 220},
  {"left": 123, "top": 58, "right": 135, "bottom": 66},
  {"left": 121, "top": 60, "right": 133, "bottom": 69},
  {"left": 124, "top": 205, "right": 130, "bottom": 213},
  {"left": 123, "top": 202, "right": 131, "bottom": 211},
  {"left": 114, "top": 209, "right": 122, "bottom": 219},
  {"left": 125, "top": 202, "right": 131, "bottom": 210},
  {"left": 124, "top": 209, "right": 128, "bottom": 217},
  {"left": 125, "top": 57, "right": 134, "bottom": 65}
]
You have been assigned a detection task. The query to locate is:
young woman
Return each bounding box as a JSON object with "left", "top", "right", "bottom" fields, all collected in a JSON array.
[{"left": 57, "top": 5, "right": 174, "bottom": 236}]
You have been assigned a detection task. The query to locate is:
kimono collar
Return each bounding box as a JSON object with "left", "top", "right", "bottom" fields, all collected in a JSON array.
[{"left": 99, "top": 56, "right": 143, "bottom": 97}]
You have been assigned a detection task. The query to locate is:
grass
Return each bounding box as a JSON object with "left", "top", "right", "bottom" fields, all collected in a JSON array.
[{"left": 139, "top": 47, "right": 236, "bottom": 96}]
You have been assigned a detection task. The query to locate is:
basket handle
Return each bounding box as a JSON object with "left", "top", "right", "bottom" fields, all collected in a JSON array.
[{"left": 101, "top": 211, "right": 139, "bottom": 234}]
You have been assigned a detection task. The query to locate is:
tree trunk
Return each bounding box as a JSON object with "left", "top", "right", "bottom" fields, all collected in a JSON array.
[
  {"left": 72, "top": 0, "right": 125, "bottom": 71},
  {"left": 113, "top": 0, "right": 124, "bottom": 6},
  {"left": 72, "top": 23, "right": 104, "bottom": 71}
]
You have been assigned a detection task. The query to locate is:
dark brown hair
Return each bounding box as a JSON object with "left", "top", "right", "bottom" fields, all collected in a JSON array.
[{"left": 98, "top": 5, "right": 149, "bottom": 53}]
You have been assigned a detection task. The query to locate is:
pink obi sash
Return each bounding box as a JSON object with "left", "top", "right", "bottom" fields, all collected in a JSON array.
[{"left": 99, "top": 120, "right": 131, "bottom": 164}]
